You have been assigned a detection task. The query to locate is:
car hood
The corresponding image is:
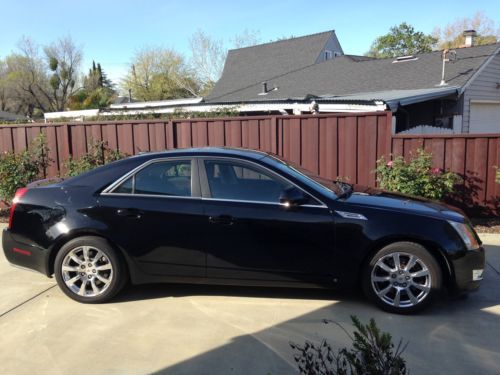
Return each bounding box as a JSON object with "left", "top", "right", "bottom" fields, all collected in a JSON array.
[{"left": 341, "top": 184, "right": 466, "bottom": 222}]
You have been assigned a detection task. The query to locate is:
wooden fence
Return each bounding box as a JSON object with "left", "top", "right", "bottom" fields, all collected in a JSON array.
[{"left": 0, "top": 112, "right": 498, "bottom": 215}]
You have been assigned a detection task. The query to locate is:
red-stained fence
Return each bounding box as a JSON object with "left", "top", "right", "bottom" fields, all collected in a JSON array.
[{"left": 0, "top": 112, "right": 498, "bottom": 214}]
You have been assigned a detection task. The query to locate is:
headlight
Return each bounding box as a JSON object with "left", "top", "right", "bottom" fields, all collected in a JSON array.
[{"left": 448, "top": 220, "right": 480, "bottom": 250}]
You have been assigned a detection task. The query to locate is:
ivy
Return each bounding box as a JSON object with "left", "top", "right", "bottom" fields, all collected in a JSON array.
[{"left": 0, "top": 133, "right": 51, "bottom": 205}]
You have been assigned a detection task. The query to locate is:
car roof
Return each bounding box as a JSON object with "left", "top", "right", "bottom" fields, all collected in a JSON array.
[{"left": 130, "top": 147, "right": 270, "bottom": 161}]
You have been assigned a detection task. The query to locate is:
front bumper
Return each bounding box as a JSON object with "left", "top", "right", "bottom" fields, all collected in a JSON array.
[
  {"left": 450, "top": 246, "right": 485, "bottom": 293},
  {"left": 2, "top": 229, "right": 50, "bottom": 276}
]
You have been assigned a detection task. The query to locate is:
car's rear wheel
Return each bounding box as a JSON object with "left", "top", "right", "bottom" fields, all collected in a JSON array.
[
  {"left": 54, "top": 236, "right": 127, "bottom": 303},
  {"left": 363, "top": 242, "right": 442, "bottom": 314}
]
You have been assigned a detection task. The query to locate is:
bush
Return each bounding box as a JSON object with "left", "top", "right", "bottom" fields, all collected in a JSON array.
[
  {"left": 65, "top": 139, "right": 126, "bottom": 177},
  {"left": 0, "top": 133, "right": 50, "bottom": 204},
  {"left": 375, "top": 148, "right": 460, "bottom": 200},
  {"left": 290, "top": 316, "right": 408, "bottom": 375}
]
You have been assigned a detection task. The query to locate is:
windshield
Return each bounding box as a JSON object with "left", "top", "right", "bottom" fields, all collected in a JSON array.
[{"left": 265, "top": 154, "right": 349, "bottom": 197}]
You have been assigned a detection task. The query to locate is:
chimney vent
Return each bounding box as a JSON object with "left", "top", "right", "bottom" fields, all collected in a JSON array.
[{"left": 463, "top": 30, "right": 477, "bottom": 47}]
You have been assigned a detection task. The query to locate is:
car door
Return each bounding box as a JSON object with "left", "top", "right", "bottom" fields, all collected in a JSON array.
[
  {"left": 199, "top": 157, "right": 336, "bottom": 285},
  {"left": 97, "top": 158, "right": 206, "bottom": 278}
]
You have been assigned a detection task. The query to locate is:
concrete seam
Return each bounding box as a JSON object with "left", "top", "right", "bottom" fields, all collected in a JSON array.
[
  {"left": 486, "top": 261, "right": 500, "bottom": 277},
  {"left": 0, "top": 285, "right": 57, "bottom": 318}
]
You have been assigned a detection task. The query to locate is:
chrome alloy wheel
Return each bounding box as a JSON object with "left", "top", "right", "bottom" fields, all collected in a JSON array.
[
  {"left": 371, "top": 252, "right": 431, "bottom": 308},
  {"left": 61, "top": 246, "right": 113, "bottom": 297}
]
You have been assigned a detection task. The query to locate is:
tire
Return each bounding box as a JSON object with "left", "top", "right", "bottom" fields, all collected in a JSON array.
[
  {"left": 54, "top": 236, "right": 128, "bottom": 303},
  {"left": 362, "top": 242, "right": 442, "bottom": 314}
]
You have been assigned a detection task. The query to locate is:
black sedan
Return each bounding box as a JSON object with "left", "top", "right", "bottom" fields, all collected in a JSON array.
[{"left": 2, "top": 147, "right": 485, "bottom": 313}]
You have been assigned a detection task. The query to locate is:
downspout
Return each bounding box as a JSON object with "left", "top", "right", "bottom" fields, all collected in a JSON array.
[{"left": 397, "top": 106, "right": 410, "bottom": 131}]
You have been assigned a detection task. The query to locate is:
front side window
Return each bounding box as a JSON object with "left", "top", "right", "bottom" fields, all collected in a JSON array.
[
  {"left": 204, "top": 160, "right": 292, "bottom": 203},
  {"left": 114, "top": 160, "right": 192, "bottom": 197}
]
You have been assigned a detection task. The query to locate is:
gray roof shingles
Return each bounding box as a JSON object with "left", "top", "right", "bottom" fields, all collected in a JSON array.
[
  {"left": 206, "top": 42, "right": 499, "bottom": 103},
  {"left": 205, "top": 31, "right": 335, "bottom": 102}
]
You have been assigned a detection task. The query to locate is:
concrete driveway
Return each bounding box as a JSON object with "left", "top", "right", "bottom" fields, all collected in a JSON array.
[{"left": 1, "top": 223, "right": 500, "bottom": 375}]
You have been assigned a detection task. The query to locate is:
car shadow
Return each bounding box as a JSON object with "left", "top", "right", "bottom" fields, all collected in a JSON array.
[{"left": 114, "top": 244, "right": 500, "bottom": 374}]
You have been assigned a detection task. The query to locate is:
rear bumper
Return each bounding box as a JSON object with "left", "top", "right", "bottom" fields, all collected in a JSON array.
[
  {"left": 2, "top": 229, "right": 50, "bottom": 276},
  {"left": 450, "top": 246, "right": 485, "bottom": 293}
]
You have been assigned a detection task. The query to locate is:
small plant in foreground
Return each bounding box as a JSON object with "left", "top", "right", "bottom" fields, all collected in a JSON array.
[
  {"left": 65, "top": 139, "right": 126, "bottom": 177},
  {"left": 376, "top": 148, "right": 460, "bottom": 200},
  {"left": 0, "top": 133, "right": 50, "bottom": 205},
  {"left": 290, "top": 316, "right": 408, "bottom": 375}
]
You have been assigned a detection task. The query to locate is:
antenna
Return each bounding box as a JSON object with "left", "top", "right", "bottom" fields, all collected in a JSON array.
[{"left": 438, "top": 49, "right": 456, "bottom": 86}]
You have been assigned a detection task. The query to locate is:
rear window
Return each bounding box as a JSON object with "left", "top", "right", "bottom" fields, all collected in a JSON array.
[{"left": 113, "top": 160, "right": 192, "bottom": 197}]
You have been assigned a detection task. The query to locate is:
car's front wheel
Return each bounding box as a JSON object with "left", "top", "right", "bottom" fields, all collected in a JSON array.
[
  {"left": 363, "top": 242, "right": 442, "bottom": 314},
  {"left": 54, "top": 236, "right": 127, "bottom": 303}
]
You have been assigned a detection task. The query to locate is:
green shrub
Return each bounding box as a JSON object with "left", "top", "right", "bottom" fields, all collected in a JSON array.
[
  {"left": 65, "top": 139, "right": 126, "bottom": 177},
  {"left": 375, "top": 148, "right": 460, "bottom": 200},
  {"left": 290, "top": 316, "right": 408, "bottom": 375},
  {"left": 0, "top": 133, "right": 50, "bottom": 204}
]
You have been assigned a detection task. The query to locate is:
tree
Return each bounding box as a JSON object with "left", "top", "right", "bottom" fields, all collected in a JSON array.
[
  {"left": 189, "top": 30, "right": 226, "bottom": 96},
  {"left": 43, "top": 36, "right": 83, "bottom": 111},
  {"left": 121, "top": 47, "right": 199, "bottom": 101},
  {"left": 188, "top": 29, "right": 261, "bottom": 96},
  {"left": 433, "top": 11, "right": 499, "bottom": 49},
  {"left": 231, "top": 29, "right": 261, "bottom": 49},
  {"left": 0, "top": 36, "right": 83, "bottom": 116},
  {"left": 367, "top": 23, "right": 437, "bottom": 58},
  {"left": 68, "top": 61, "right": 116, "bottom": 110}
]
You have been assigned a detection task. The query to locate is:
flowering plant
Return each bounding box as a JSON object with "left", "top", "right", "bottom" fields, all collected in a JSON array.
[{"left": 375, "top": 148, "right": 461, "bottom": 200}]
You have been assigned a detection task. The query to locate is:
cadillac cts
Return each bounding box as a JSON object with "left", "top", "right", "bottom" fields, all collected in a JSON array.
[{"left": 2, "top": 148, "right": 485, "bottom": 313}]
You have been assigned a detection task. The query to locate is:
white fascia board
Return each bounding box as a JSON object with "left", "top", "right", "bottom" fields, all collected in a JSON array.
[
  {"left": 44, "top": 109, "right": 100, "bottom": 120},
  {"left": 101, "top": 102, "right": 386, "bottom": 116},
  {"left": 109, "top": 97, "right": 203, "bottom": 109}
]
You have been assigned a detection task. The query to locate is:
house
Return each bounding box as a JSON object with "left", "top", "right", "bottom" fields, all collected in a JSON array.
[
  {"left": 204, "top": 30, "right": 500, "bottom": 134},
  {"left": 44, "top": 30, "right": 500, "bottom": 134}
]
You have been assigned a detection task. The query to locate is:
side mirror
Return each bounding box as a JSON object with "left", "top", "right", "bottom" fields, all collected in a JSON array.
[{"left": 279, "top": 186, "right": 309, "bottom": 207}]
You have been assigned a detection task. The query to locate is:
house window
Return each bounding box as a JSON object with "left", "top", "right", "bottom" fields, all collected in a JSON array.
[{"left": 324, "top": 50, "right": 333, "bottom": 60}]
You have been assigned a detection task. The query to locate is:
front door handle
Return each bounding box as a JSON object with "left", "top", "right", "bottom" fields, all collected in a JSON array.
[
  {"left": 117, "top": 208, "right": 143, "bottom": 219},
  {"left": 208, "top": 215, "right": 234, "bottom": 225}
]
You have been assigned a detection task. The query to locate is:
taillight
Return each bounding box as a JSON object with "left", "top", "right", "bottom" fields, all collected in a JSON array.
[{"left": 8, "top": 187, "right": 28, "bottom": 230}]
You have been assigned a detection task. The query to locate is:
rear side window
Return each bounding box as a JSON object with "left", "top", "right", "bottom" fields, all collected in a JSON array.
[
  {"left": 204, "top": 160, "right": 291, "bottom": 203},
  {"left": 113, "top": 160, "right": 192, "bottom": 197}
]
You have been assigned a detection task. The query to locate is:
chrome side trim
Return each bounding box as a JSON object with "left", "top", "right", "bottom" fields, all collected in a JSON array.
[{"left": 335, "top": 210, "right": 367, "bottom": 220}]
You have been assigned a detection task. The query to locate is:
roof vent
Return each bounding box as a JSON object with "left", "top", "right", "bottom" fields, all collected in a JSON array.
[
  {"left": 259, "top": 81, "right": 268, "bottom": 95},
  {"left": 392, "top": 55, "right": 418, "bottom": 63},
  {"left": 258, "top": 81, "right": 278, "bottom": 96}
]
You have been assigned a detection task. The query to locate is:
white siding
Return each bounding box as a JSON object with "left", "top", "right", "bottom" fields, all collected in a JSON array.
[{"left": 463, "top": 50, "right": 500, "bottom": 132}]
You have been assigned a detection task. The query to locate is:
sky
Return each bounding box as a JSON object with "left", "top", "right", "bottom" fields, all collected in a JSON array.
[{"left": 1, "top": 0, "right": 499, "bottom": 85}]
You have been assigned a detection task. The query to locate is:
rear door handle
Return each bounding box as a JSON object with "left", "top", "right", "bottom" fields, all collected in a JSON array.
[
  {"left": 117, "top": 208, "right": 143, "bottom": 218},
  {"left": 208, "top": 215, "right": 234, "bottom": 225}
]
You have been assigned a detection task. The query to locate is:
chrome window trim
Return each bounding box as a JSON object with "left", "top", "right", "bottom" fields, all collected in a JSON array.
[
  {"left": 201, "top": 196, "right": 327, "bottom": 209},
  {"left": 101, "top": 157, "right": 195, "bottom": 196},
  {"left": 101, "top": 155, "right": 329, "bottom": 209},
  {"left": 100, "top": 192, "right": 201, "bottom": 200}
]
